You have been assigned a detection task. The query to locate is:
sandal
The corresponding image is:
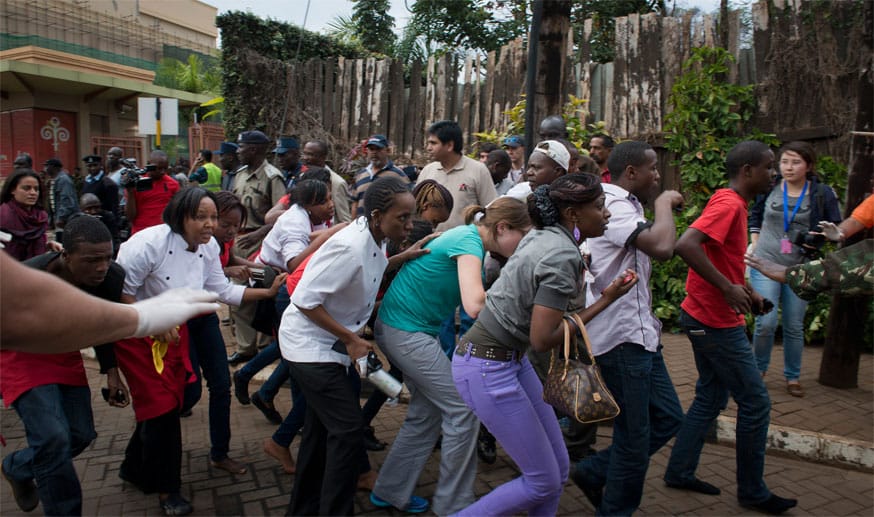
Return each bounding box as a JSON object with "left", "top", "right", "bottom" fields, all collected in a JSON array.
[
  {"left": 211, "top": 456, "right": 248, "bottom": 475},
  {"left": 786, "top": 381, "right": 804, "bottom": 398}
]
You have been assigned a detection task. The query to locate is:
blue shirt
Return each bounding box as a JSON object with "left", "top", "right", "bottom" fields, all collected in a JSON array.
[{"left": 379, "top": 224, "right": 484, "bottom": 336}]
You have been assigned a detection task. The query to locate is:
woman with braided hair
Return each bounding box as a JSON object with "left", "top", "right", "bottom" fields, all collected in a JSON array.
[{"left": 451, "top": 173, "right": 638, "bottom": 516}]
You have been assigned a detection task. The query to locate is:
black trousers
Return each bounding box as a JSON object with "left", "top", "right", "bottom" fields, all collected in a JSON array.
[
  {"left": 287, "top": 361, "right": 366, "bottom": 516},
  {"left": 120, "top": 409, "right": 182, "bottom": 494}
]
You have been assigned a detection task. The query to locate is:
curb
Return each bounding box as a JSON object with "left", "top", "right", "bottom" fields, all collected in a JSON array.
[{"left": 714, "top": 415, "right": 874, "bottom": 472}]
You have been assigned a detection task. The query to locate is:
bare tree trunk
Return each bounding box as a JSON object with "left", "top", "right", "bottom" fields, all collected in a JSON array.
[
  {"left": 531, "top": 0, "right": 572, "bottom": 127},
  {"left": 819, "top": 5, "right": 874, "bottom": 387}
]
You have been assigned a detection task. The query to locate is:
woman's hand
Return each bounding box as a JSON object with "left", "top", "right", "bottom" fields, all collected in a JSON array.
[
  {"left": 268, "top": 272, "right": 289, "bottom": 297},
  {"left": 601, "top": 269, "right": 639, "bottom": 301},
  {"left": 223, "top": 265, "right": 251, "bottom": 281},
  {"left": 344, "top": 334, "right": 373, "bottom": 361},
  {"left": 105, "top": 367, "right": 130, "bottom": 408},
  {"left": 47, "top": 240, "right": 63, "bottom": 252},
  {"left": 155, "top": 327, "right": 179, "bottom": 345}
]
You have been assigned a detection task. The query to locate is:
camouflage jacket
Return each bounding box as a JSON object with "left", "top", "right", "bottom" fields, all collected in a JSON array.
[{"left": 786, "top": 239, "right": 873, "bottom": 301}]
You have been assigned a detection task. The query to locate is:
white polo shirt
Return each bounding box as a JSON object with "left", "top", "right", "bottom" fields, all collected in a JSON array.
[
  {"left": 279, "top": 218, "right": 387, "bottom": 365},
  {"left": 258, "top": 204, "right": 328, "bottom": 272},
  {"left": 116, "top": 224, "right": 245, "bottom": 305},
  {"left": 585, "top": 183, "right": 660, "bottom": 355}
]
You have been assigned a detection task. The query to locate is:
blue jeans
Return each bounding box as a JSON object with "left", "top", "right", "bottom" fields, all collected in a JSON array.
[
  {"left": 183, "top": 313, "right": 232, "bottom": 461},
  {"left": 749, "top": 268, "right": 809, "bottom": 380},
  {"left": 575, "top": 344, "right": 683, "bottom": 516},
  {"left": 438, "top": 306, "right": 475, "bottom": 356},
  {"left": 238, "top": 340, "right": 291, "bottom": 401},
  {"left": 3, "top": 384, "right": 95, "bottom": 516},
  {"left": 452, "top": 352, "right": 568, "bottom": 516},
  {"left": 665, "top": 310, "right": 772, "bottom": 505}
]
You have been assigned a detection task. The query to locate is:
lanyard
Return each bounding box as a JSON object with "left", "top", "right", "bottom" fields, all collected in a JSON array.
[{"left": 782, "top": 180, "right": 808, "bottom": 233}]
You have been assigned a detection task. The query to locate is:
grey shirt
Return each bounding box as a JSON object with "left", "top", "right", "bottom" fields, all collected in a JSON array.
[
  {"left": 753, "top": 187, "right": 811, "bottom": 267},
  {"left": 52, "top": 172, "right": 79, "bottom": 226},
  {"left": 473, "top": 224, "right": 584, "bottom": 352}
]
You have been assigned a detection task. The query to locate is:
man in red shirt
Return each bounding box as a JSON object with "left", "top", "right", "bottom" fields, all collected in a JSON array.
[
  {"left": 1, "top": 216, "right": 127, "bottom": 515},
  {"left": 664, "top": 141, "right": 797, "bottom": 515},
  {"left": 125, "top": 150, "right": 180, "bottom": 235}
]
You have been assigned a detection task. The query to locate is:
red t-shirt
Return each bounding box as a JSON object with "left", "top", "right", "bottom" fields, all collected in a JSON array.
[
  {"left": 286, "top": 254, "right": 312, "bottom": 294},
  {"left": 220, "top": 238, "right": 234, "bottom": 268},
  {"left": 0, "top": 351, "right": 87, "bottom": 406},
  {"left": 130, "top": 174, "right": 180, "bottom": 235},
  {"left": 681, "top": 188, "right": 748, "bottom": 328}
]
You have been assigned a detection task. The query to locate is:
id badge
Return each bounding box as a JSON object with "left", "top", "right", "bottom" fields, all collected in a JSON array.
[{"left": 780, "top": 237, "right": 792, "bottom": 254}]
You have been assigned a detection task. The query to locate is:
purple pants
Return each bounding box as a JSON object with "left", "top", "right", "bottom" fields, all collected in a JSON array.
[{"left": 452, "top": 350, "right": 569, "bottom": 516}]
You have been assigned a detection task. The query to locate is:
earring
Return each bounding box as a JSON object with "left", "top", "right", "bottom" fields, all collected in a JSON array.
[{"left": 573, "top": 225, "right": 581, "bottom": 241}]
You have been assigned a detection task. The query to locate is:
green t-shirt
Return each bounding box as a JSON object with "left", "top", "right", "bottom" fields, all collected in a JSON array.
[{"left": 379, "top": 224, "right": 484, "bottom": 336}]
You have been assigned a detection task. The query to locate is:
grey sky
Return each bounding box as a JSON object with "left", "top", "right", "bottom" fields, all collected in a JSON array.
[{"left": 203, "top": 0, "right": 722, "bottom": 46}]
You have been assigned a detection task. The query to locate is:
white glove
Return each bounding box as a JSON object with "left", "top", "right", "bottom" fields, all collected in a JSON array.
[{"left": 131, "top": 288, "right": 220, "bottom": 337}]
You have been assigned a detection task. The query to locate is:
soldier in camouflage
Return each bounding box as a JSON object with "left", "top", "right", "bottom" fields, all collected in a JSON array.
[{"left": 745, "top": 239, "right": 873, "bottom": 301}]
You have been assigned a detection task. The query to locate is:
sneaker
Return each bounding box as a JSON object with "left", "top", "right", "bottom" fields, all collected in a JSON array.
[
  {"left": 363, "top": 426, "right": 387, "bottom": 451},
  {"left": 251, "top": 392, "right": 282, "bottom": 425},
  {"left": 570, "top": 464, "right": 603, "bottom": 511},
  {"left": 2, "top": 464, "right": 38, "bottom": 512},
  {"left": 159, "top": 493, "right": 193, "bottom": 516},
  {"left": 369, "top": 492, "right": 429, "bottom": 514},
  {"left": 233, "top": 370, "right": 251, "bottom": 405}
]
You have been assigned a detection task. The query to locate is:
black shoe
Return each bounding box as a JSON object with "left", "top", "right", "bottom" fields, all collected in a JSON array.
[
  {"left": 252, "top": 392, "right": 282, "bottom": 425},
  {"left": 665, "top": 478, "right": 721, "bottom": 495},
  {"left": 119, "top": 467, "right": 155, "bottom": 494},
  {"left": 2, "top": 464, "right": 39, "bottom": 512},
  {"left": 477, "top": 428, "right": 497, "bottom": 464},
  {"left": 227, "top": 351, "right": 255, "bottom": 366},
  {"left": 363, "top": 426, "right": 387, "bottom": 451},
  {"left": 741, "top": 494, "right": 798, "bottom": 515},
  {"left": 160, "top": 493, "right": 193, "bottom": 516},
  {"left": 233, "top": 370, "right": 251, "bottom": 405},
  {"left": 570, "top": 465, "right": 603, "bottom": 511}
]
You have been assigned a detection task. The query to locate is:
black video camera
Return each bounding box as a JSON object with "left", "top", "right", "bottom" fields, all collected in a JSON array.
[
  {"left": 789, "top": 226, "right": 826, "bottom": 257},
  {"left": 118, "top": 158, "right": 154, "bottom": 192}
]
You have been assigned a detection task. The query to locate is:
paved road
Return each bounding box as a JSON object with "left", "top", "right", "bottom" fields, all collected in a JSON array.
[{"left": 2, "top": 323, "right": 871, "bottom": 515}]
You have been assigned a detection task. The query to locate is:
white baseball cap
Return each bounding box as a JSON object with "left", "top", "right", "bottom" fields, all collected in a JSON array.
[{"left": 532, "top": 140, "right": 570, "bottom": 172}]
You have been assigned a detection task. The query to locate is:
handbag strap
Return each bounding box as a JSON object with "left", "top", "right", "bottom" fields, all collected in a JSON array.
[
  {"left": 549, "top": 318, "right": 574, "bottom": 380},
  {"left": 568, "top": 313, "right": 597, "bottom": 364}
]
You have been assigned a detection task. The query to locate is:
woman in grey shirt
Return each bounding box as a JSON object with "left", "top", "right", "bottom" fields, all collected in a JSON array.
[{"left": 451, "top": 173, "right": 638, "bottom": 516}]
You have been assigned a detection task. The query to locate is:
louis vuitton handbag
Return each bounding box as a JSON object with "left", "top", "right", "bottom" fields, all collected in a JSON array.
[{"left": 542, "top": 313, "right": 620, "bottom": 424}]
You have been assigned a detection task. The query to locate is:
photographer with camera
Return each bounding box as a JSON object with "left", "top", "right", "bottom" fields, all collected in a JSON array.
[
  {"left": 747, "top": 141, "right": 841, "bottom": 397},
  {"left": 124, "top": 150, "right": 180, "bottom": 236}
]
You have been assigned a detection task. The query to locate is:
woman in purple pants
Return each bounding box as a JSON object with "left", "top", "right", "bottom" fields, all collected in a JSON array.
[{"left": 451, "top": 173, "right": 637, "bottom": 516}]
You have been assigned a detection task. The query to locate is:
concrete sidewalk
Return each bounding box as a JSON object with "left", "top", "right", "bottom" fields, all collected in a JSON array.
[{"left": 1, "top": 327, "right": 871, "bottom": 516}]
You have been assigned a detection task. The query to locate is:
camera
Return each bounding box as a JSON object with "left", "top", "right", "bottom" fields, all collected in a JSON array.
[
  {"left": 789, "top": 226, "right": 826, "bottom": 257},
  {"left": 118, "top": 158, "right": 154, "bottom": 191}
]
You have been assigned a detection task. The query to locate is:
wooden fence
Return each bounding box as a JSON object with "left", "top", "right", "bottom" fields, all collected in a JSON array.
[{"left": 229, "top": 0, "right": 870, "bottom": 167}]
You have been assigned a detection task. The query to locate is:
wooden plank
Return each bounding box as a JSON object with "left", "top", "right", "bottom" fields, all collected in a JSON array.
[
  {"left": 626, "top": 13, "right": 640, "bottom": 138},
  {"left": 612, "top": 15, "right": 629, "bottom": 137},
  {"left": 377, "top": 59, "right": 391, "bottom": 135},
  {"left": 484, "top": 50, "right": 496, "bottom": 131},
  {"left": 637, "top": 13, "right": 661, "bottom": 138},
  {"left": 405, "top": 60, "right": 422, "bottom": 158},
  {"left": 727, "top": 10, "right": 741, "bottom": 84},
  {"left": 472, "top": 54, "right": 482, "bottom": 134},
  {"left": 461, "top": 55, "right": 473, "bottom": 142},
  {"left": 425, "top": 56, "right": 435, "bottom": 124},
  {"left": 388, "top": 59, "right": 404, "bottom": 146},
  {"left": 661, "top": 16, "right": 682, "bottom": 120},
  {"left": 339, "top": 57, "right": 351, "bottom": 142},
  {"left": 579, "top": 18, "right": 594, "bottom": 111},
  {"left": 322, "top": 58, "right": 336, "bottom": 134},
  {"left": 352, "top": 58, "right": 367, "bottom": 141},
  {"left": 435, "top": 54, "right": 448, "bottom": 122}
]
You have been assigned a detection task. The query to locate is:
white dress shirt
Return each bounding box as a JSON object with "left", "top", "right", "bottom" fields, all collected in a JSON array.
[
  {"left": 585, "top": 183, "right": 660, "bottom": 355},
  {"left": 258, "top": 204, "right": 327, "bottom": 271},
  {"left": 116, "top": 224, "right": 245, "bottom": 305},
  {"left": 279, "top": 218, "right": 387, "bottom": 366}
]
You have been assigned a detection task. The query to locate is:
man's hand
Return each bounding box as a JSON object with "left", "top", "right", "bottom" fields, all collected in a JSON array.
[
  {"left": 655, "top": 190, "right": 685, "bottom": 211},
  {"left": 814, "top": 221, "right": 843, "bottom": 242},
  {"left": 223, "top": 265, "right": 251, "bottom": 282},
  {"left": 344, "top": 335, "right": 373, "bottom": 361},
  {"left": 267, "top": 273, "right": 289, "bottom": 297},
  {"left": 745, "top": 253, "right": 787, "bottom": 284},
  {"left": 105, "top": 367, "right": 130, "bottom": 408},
  {"left": 722, "top": 283, "right": 752, "bottom": 314},
  {"left": 601, "top": 269, "right": 639, "bottom": 301},
  {"left": 236, "top": 226, "right": 270, "bottom": 250}
]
